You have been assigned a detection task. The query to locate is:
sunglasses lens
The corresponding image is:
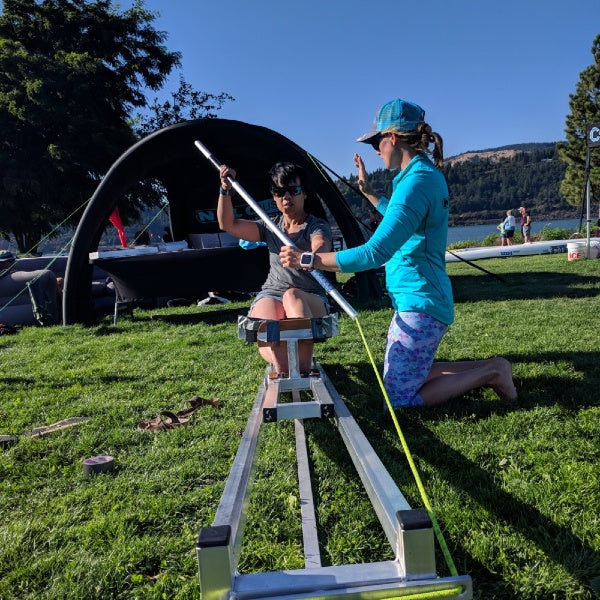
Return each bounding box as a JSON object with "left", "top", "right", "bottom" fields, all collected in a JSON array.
[
  {"left": 370, "top": 133, "right": 390, "bottom": 151},
  {"left": 370, "top": 135, "right": 382, "bottom": 150},
  {"left": 272, "top": 185, "right": 303, "bottom": 197}
]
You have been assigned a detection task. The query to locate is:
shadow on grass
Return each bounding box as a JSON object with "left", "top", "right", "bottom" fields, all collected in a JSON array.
[
  {"left": 304, "top": 382, "right": 517, "bottom": 597},
  {"left": 390, "top": 414, "right": 599, "bottom": 597},
  {"left": 320, "top": 359, "right": 599, "bottom": 597},
  {"left": 0, "top": 376, "right": 36, "bottom": 386},
  {"left": 91, "top": 307, "right": 245, "bottom": 332},
  {"left": 451, "top": 271, "right": 600, "bottom": 303},
  {"left": 148, "top": 307, "right": 244, "bottom": 326}
]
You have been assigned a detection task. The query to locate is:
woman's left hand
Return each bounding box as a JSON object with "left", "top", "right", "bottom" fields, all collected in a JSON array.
[{"left": 279, "top": 245, "right": 301, "bottom": 269}]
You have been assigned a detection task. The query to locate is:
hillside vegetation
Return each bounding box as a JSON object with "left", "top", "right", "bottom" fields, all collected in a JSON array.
[{"left": 337, "top": 143, "right": 579, "bottom": 227}]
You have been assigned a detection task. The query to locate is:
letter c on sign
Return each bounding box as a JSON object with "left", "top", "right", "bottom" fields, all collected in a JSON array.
[{"left": 587, "top": 122, "right": 600, "bottom": 147}]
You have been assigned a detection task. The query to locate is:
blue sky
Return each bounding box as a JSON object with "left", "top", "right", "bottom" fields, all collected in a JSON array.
[
  {"left": 44, "top": 1, "right": 600, "bottom": 178},
  {"left": 130, "top": 0, "right": 598, "bottom": 177}
]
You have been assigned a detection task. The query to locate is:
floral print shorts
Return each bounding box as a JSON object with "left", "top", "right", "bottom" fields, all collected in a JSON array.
[{"left": 383, "top": 311, "right": 447, "bottom": 408}]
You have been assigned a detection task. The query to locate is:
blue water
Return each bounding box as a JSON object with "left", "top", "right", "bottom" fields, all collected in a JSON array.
[{"left": 447, "top": 218, "right": 586, "bottom": 245}]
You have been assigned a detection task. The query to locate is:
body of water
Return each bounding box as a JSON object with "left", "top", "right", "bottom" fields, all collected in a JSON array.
[{"left": 447, "top": 218, "right": 588, "bottom": 245}]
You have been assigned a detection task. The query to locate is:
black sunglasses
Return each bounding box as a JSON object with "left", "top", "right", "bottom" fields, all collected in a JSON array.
[
  {"left": 368, "top": 133, "right": 390, "bottom": 151},
  {"left": 271, "top": 185, "right": 303, "bottom": 197}
]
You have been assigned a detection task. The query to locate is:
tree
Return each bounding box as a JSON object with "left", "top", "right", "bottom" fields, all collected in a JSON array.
[
  {"left": 134, "top": 77, "right": 234, "bottom": 138},
  {"left": 557, "top": 33, "right": 600, "bottom": 210},
  {"left": 0, "top": 0, "right": 181, "bottom": 253},
  {"left": 116, "top": 77, "right": 234, "bottom": 225}
]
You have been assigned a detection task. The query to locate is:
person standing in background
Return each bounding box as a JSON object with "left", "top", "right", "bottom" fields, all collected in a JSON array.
[
  {"left": 162, "top": 226, "right": 173, "bottom": 243},
  {"left": 497, "top": 217, "right": 506, "bottom": 246},
  {"left": 519, "top": 206, "right": 531, "bottom": 243},
  {"left": 504, "top": 210, "right": 516, "bottom": 246}
]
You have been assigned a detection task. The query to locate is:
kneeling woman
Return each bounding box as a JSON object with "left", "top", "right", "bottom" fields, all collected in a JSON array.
[
  {"left": 280, "top": 98, "right": 517, "bottom": 406},
  {"left": 216, "top": 161, "right": 332, "bottom": 375}
]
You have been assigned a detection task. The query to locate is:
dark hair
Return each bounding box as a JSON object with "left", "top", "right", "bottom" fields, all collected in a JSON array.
[
  {"left": 393, "top": 121, "right": 444, "bottom": 168},
  {"left": 269, "top": 162, "right": 306, "bottom": 188}
]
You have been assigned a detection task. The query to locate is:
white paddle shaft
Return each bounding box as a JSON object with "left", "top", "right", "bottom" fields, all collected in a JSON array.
[{"left": 194, "top": 140, "right": 357, "bottom": 319}]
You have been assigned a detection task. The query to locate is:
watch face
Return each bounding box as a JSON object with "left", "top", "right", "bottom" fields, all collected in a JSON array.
[{"left": 300, "top": 253, "right": 313, "bottom": 267}]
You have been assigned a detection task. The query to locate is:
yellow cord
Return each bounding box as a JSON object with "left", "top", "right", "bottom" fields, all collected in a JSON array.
[
  {"left": 131, "top": 202, "right": 169, "bottom": 246},
  {"left": 355, "top": 317, "right": 459, "bottom": 578},
  {"left": 379, "top": 586, "right": 463, "bottom": 599}
]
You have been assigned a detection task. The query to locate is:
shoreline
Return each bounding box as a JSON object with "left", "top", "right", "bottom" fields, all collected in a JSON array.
[{"left": 448, "top": 211, "right": 580, "bottom": 227}]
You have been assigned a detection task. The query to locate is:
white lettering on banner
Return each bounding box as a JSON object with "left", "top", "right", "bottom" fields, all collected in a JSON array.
[
  {"left": 590, "top": 127, "right": 600, "bottom": 143},
  {"left": 196, "top": 210, "right": 215, "bottom": 222}
]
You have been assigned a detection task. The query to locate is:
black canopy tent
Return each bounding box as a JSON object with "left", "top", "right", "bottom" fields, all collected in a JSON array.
[{"left": 63, "top": 119, "right": 381, "bottom": 324}]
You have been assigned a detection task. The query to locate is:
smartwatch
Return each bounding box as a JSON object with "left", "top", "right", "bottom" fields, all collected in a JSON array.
[{"left": 299, "top": 252, "right": 314, "bottom": 269}]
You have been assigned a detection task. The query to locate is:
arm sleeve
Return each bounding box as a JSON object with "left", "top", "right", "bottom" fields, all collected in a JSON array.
[
  {"left": 335, "top": 178, "right": 429, "bottom": 273},
  {"left": 309, "top": 218, "right": 333, "bottom": 251},
  {"left": 376, "top": 196, "right": 389, "bottom": 215}
]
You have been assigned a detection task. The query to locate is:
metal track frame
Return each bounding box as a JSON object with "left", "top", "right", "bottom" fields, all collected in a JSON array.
[{"left": 196, "top": 317, "right": 472, "bottom": 599}]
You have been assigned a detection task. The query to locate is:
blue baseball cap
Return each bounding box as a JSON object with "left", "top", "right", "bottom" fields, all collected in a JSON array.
[{"left": 357, "top": 98, "right": 425, "bottom": 143}]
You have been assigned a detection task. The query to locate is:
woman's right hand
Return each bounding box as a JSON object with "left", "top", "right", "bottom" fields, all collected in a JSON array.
[
  {"left": 354, "top": 153, "right": 381, "bottom": 207},
  {"left": 219, "top": 164, "right": 236, "bottom": 190},
  {"left": 353, "top": 153, "right": 374, "bottom": 196}
]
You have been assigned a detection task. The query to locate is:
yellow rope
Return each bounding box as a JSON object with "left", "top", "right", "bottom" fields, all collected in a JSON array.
[
  {"left": 378, "top": 586, "right": 464, "bottom": 599},
  {"left": 354, "top": 317, "right": 459, "bottom": 578},
  {"left": 380, "top": 585, "right": 464, "bottom": 600},
  {"left": 19, "top": 196, "right": 90, "bottom": 258},
  {"left": 131, "top": 203, "right": 168, "bottom": 246}
]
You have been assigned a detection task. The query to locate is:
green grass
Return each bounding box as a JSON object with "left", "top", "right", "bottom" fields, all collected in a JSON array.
[{"left": 1, "top": 254, "right": 599, "bottom": 599}]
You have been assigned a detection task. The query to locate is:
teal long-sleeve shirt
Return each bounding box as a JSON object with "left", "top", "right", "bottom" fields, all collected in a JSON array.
[{"left": 335, "top": 154, "right": 454, "bottom": 325}]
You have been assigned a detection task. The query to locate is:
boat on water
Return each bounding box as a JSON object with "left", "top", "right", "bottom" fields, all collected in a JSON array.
[{"left": 445, "top": 237, "right": 600, "bottom": 262}]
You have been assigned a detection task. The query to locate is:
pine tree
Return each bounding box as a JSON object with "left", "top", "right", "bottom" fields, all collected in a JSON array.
[{"left": 557, "top": 33, "right": 600, "bottom": 210}]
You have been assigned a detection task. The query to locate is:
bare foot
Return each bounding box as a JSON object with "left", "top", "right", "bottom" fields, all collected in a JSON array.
[{"left": 488, "top": 357, "right": 518, "bottom": 403}]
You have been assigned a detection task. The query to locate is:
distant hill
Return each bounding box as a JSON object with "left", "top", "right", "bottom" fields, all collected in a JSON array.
[
  {"left": 443, "top": 142, "right": 573, "bottom": 225},
  {"left": 445, "top": 142, "right": 557, "bottom": 166},
  {"left": 336, "top": 142, "right": 577, "bottom": 227}
]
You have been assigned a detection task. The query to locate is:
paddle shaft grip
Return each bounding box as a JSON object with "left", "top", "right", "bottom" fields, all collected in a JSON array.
[{"left": 194, "top": 140, "right": 357, "bottom": 319}]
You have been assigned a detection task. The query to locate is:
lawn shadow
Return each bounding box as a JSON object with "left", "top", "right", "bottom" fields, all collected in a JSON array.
[
  {"left": 304, "top": 365, "right": 521, "bottom": 595},
  {"left": 0, "top": 376, "right": 36, "bottom": 386},
  {"left": 321, "top": 359, "right": 600, "bottom": 596},
  {"left": 148, "top": 307, "right": 244, "bottom": 326},
  {"left": 91, "top": 307, "right": 245, "bottom": 332},
  {"left": 509, "top": 349, "right": 600, "bottom": 411},
  {"left": 387, "top": 413, "right": 599, "bottom": 596},
  {"left": 451, "top": 271, "right": 600, "bottom": 303}
]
